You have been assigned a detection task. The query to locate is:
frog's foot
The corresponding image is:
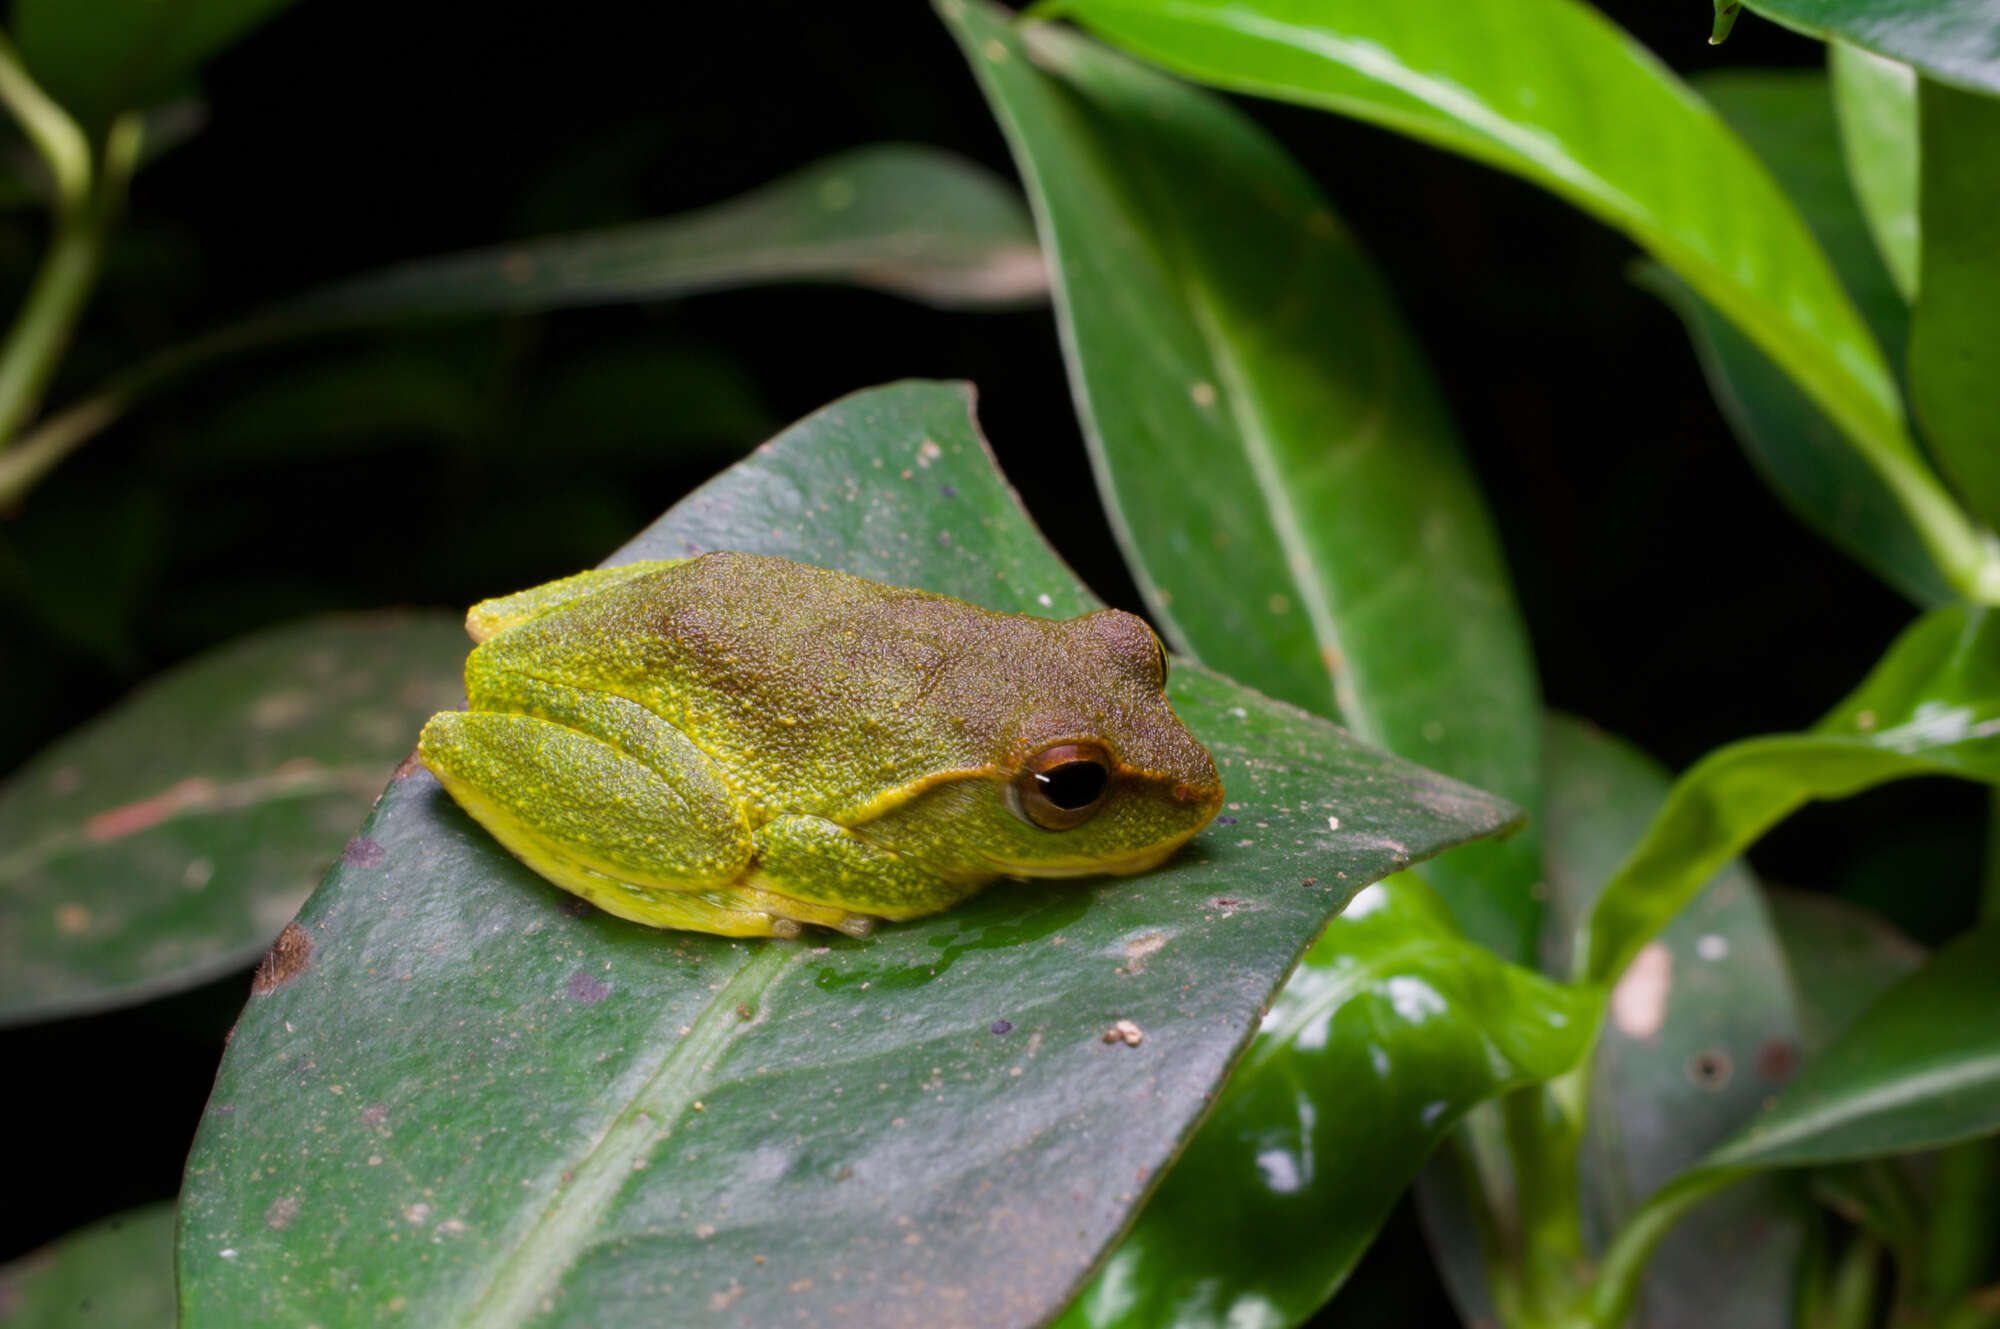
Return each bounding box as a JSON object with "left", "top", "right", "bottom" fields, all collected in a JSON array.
[
  {"left": 463, "top": 561, "right": 685, "bottom": 642},
  {"left": 746, "top": 814, "right": 989, "bottom": 923}
]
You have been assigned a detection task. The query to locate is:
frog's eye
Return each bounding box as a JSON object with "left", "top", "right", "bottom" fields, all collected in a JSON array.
[{"left": 1014, "top": 741, "right": 1113, "bottom": 831}]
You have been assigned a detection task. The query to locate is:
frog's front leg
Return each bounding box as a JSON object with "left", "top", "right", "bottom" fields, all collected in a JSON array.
[
  {"left": 418, "top": 664, "right": 795, "bottom": 935},
  {"left": 746, "top": 815, "right": 992, "bottom": 930}
]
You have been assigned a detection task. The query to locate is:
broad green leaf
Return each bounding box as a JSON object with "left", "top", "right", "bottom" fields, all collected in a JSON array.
[
  {"left": 940, "top": 0, "right": 1541, "bottom": 959},
  {"left": 0, "top": 1203, "right": 176, "bottom": 1328},
  {"left": 1909, "top": 78, "right": 2000, "bottom": 529},
  {"left": 1765, "top": 888, "right": 1923, "bottom": 1054},
  {"left": 1730, "top": 0, "right": 2000, "bottom": 98},
  {"left": 1543, "top": 716, "right": 1809, "bottom": 1329},
  {"left": 15, "top": 0, "right": 297, "bottom": 126},
  {"left": 1056, "top": 873, "right": 1593, "bottom": 1329},
  {"left": 1052, "top": 0, "right": 2000, "bottom": 600},
  {"left": 1708, "top": 923, "right": 2000, "bottom": 1168},
  {"left": 1639, "top": 70, "right": 1945, "bottom": 606},
  {"left": 1830, "top": 43, "right": 1919, "bottom": 302},
  {"left": 1583, "top": 606, "right": 2000, "bottom": 987},
  {"left": 177, "top": 381, "right": 1522, "bottom": 1329},
  {"left": 0, "top": 146, "right": 1046, "bottom": 506},
  {"left": 0, "top": 613, "right": 468, "bottom": 1025}
]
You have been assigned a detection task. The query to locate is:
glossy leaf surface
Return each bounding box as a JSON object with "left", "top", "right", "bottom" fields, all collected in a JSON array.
[
  {"left": 941, "top": 0, "right": 1540, "bottom": 959},
  {"left": 1830, "top": 43, "right": 1919, "bottom": 302},
  {"left": 1583, "top": 606, "right": 2000, "bottom": 985},
  {"left": 1544, "top": 717, "right": 1808, "bottom": 1328},
  {"left": 0, "top": 613, "right": 468, "bottom": 1025},
  {"left": 177, "top": 381, "right": 1522, "bottom": 1329},
  {"left": 1909, "top": 78, "right": 2000, "bottom": 529},
  {"left": 1731, "top": 0, "right": 2000, "bottom": 97},
  {"left": 1641, "top": 69, "right": 1945, "bottom": 605},
  {"left": 1045, "top": 0, "right": 1997, "bottom": 599},
  {"left": 0, "top": 1203, "right": 176, "bottom": 1329},
  {"left": 1056, "top": 872, "right": 1592, "bottom": 1329},
  {"left": 14, "top": 0, "right": 297, "bottom": 124}
]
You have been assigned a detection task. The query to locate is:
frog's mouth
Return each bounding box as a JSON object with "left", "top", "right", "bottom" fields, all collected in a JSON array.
[{"left": 987, "top": 829, "right": 1198, "bottom": 881}]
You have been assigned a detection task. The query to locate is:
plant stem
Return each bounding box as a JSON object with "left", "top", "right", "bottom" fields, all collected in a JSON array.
[
  {"left": 1587, "top": 1168, "right": 1747, "bottom": 1329},
  {"left": 1823, "top": 1235, "right": 1885, "bottom": 1329},
  {"left": 1502, "top": 1084, "right": 1589, "bottom": 1324},
  {"left": 0, "top": 39, "right": 137, "bottom": 456}
]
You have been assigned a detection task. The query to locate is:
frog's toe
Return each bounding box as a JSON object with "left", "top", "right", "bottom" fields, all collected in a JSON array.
[{"left": 835, "top": 915, "right": 877, "bottom": 938}]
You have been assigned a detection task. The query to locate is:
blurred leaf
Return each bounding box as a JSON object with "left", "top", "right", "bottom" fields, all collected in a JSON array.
[
  {"left": 1909, "top": 78, "right": 2000, "bottom": 529},
  {"left": 1544, "top": 716, "right": 1810, "bottom": 1329},
  {"left": 1046, "top": 0, "right": 2000, "bottom": 599},
  {"left": 0, "top": 482, "right": 166, "bottom": 670},
  {"left": 1583, "top": 606, "right": 2000, "bottom": 986},
  {"left": 1726, "top": 0, "right": 2000, "bottom": 97},
  {"left": 1057, "top": 873, "right": 1593, "bottom": 1329},
  {"left": 0, "top": 1202, "right": 175, "bottom": 1328},
  {"left": 517, "top": 339, "right": 775, "bottom": 462},
  {"left": 177, "top": 380, "right": 1523, "bottom": 1329},
  {"left": 264, "top": 144, "right": 1045, "bottom": 325},
  {"left": 1765, "top": 887, "right": 1924, "bottom": 1054},
  {"left": 1830, "top": 43, "right": 1919, "bottom": 302},
  {"left": 941, "top": 0, "right": 1541, "bottom": 959},
  {"left": 1639, "top": 69, "right": 1944, "bottom": 605},
  {"left": 0, "top": 145, "right": 1047, "bottom": 505},
  {"left": 15, "top": 0, "right": 296, "bottom": 126},
  {"left": 1707, "top": 923, "right": 2000, "bottom": 1168},
  {"left": 0, "top": 613, "right": 468, "bottom": 1025}
]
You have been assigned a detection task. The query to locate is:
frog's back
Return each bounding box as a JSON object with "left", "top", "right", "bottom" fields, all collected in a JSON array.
[{"left": 490, "top": 552, "right": 1055, "bottom": 819}]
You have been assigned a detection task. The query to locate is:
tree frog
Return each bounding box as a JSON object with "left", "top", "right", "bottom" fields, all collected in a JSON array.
[{"left": 418, "top": 552, "right": 1224, "bottom": 938}]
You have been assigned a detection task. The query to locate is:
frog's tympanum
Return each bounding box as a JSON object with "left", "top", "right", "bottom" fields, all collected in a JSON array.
[{"left": 418, "top": 552, "right": 1224, "bottom": 938}]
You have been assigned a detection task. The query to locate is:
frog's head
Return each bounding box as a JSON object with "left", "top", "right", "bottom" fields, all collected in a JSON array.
[{"left": 859, "top": 608, "right": 1224, "bottom": 881}]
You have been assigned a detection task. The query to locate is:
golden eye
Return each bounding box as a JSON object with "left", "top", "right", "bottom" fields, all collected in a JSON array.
[{"left": 1014, "top": 741, "right": 1113, "bottom": 831}]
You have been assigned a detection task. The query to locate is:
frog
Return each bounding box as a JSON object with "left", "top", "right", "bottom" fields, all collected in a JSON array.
[{"left": 417, "top": 551, "right": 1224, "bottom": 938}]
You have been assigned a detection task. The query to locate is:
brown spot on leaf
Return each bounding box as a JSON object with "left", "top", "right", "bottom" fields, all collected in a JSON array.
[
  {"left": 54, "top": 903, "right": 91, "bottom": 935},
  {"left": 1688, "top": 1049, "right": 1734, "bottom": 1090},
  {"left": 342, "top": 837, "right": 386, "bottom": 869},
  {"left": 265, "top": 1195, "right": 299, "bottom": 1230},
  {"left": 391, "top": 751, "right": 426, "bottom": 781},
  {"left": 566, "top": 971, "right": 610, "bottom": 1005},
  {"left": 360, "top": 1104, "right": 388, "bottom": 1128},
  {"left": 1756, "top": 1039, "right": 1799, "bottom": 1082},
  {"left": 252, "top": 923, "right": 313, "bottom": 995}
]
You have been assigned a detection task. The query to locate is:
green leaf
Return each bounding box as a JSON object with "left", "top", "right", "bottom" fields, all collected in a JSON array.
[
  {"left": 939, "top": 0, "right": 1541, "bottom": 959},
  {"left": 1583, "top": 605, "right": 2000, "bottom": 987},
  {"left": 1710, "top": 923, "right": 2000, "bottom": 1168},
  {"left": 176, "top": 381, "right": 1523, "bottom": 1329},
  {"left": 1638, "top": 69, "right": 1946, "bottom": 605},
  {"left": 0, "top": 1203, "right": 176, "bottom": 1328},
  {"left": 1544, "top": 716, "right": 1810, "bottom": 1328},
  {"left": 0, "top": 613, "right": 469, "bottom": 1025},
  {"left": 1830, "top": 43, "right": 1919, "bottom": 303},
  {"left": 1765, "top": 888, "right": 1924, "bottom": 1055},
  {"left": 1056, "top": 873, "right": 1593, "bottom": 1329},
  {"left": 1052, "top": 0, "right": 2000, "bottom": 600},
  {"left": 15, "top": 0, "right": 297, "bottom": 125},
  {"left": 1731, "top": 0, "right": 2000, "bottom": 98},
  {"left": 0, "top": 145, "right": 1046, "bottom": 507},
  {"left": 1909, "top": 78, "right": 2000, "bottom": 530}
]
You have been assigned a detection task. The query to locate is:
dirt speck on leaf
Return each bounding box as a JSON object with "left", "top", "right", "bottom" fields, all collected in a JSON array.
[
  {"left": 1102, "top": 1019, "right": 1144, "bottom": 1047},
  {"left": 252, "top": 923, "right": 313, "bottom": 995},
  {"left": 342, "top": 837, "right": 387, "bottom": 868},
  {"left": 566, "top": 971, "right": 610, "bottom": 1005},
  {"left": 265, "top": 1195, "right": 300, "bottom": 1230}
]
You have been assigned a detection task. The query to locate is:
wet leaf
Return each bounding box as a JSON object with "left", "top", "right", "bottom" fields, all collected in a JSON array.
[
  {"left": 176, "top": 380, "right": 1522, "bottom": 1329},
  {"left": 940, "top": 0, "right": 1540, "bottom": 959},
  {"left": 0, "top": 613, "right": 468, "bottom": 1026},
  {"left": 1055, "top": 874, "right": 1593, "bottom": 1329},
  {"left": 0, "top": 1203, "right": 176, "bottom": 1329},
  {"left": 1582, "top": 606, "right": 2000, "bottom": 986},
  {"left": 1764, "top": 888, "right": 1924, "bottom": 1055},
  {"left": 1908, "top": 78, "right": 2000, "bottom": 529}
]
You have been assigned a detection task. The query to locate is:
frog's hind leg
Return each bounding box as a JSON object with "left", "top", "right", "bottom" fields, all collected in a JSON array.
[
  {"left": 464, "top": 560, "right": 686, "bottom": 642},
  {"left": 743, "top": 814, "right": 991, "bottom": 932},
  {"left": 418, "top": 678, "right": 774, "bottom": 933}
]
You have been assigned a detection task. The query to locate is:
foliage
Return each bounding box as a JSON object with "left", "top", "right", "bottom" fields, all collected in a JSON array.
[{"left": 4, "top": 0, "right": 1999, "bottom": 1325}]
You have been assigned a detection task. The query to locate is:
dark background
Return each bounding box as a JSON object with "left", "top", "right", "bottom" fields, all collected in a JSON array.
[{"left": 1, "top": 0, "right": 1980, "bottom": 1314}]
